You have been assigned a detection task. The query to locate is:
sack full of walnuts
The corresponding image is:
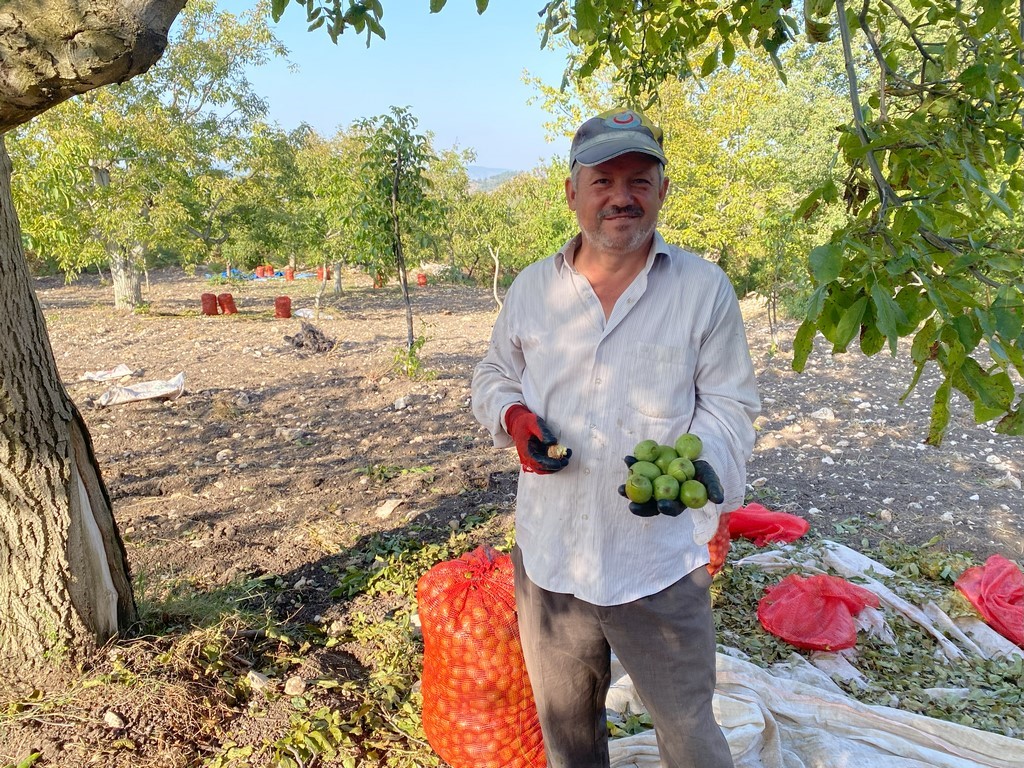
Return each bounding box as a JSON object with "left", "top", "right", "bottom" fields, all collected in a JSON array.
[{"left": 416, "top": 545, "right": 545, "bottom": 768}]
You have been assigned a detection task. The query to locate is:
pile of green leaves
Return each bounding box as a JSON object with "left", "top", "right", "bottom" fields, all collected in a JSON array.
[{"left": 713, "top": 537, "right": 1023, "bottom": 738}]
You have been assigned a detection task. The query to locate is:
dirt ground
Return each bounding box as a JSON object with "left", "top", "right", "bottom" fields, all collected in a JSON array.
[{"left": 5, "top": 266, "right": 1023, "bottom": 766}]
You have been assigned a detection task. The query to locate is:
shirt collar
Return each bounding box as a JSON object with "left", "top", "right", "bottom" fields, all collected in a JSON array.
[{"left": 556, "top": 231, "right": 669, "bottom": 276}]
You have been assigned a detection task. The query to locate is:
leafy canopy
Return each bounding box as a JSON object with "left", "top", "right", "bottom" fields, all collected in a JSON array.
[{"left": 283, "top": 0, "right": 1024, "bottom": 442}]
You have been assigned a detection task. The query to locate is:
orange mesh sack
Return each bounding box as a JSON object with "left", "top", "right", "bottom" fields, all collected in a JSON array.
[
  {"left": 417, "top": 545, "right": 545, "bottom": 768},
  {"left": 706, "top": 511, "right": 732, "bottom": 577}
]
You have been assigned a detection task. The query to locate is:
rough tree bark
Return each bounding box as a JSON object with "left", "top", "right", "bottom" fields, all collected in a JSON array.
[
  {"left": 0, "top": 0, "right": 185, "bottom": 676},
  {"left": 0, "top": 0, "right": 185, "bottom": 133}
]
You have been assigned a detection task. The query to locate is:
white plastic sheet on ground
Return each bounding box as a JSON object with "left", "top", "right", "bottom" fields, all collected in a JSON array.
[
  {"left": 95, "top": 371, "right": 186, "bottom": 407},
  {"left": 607, "top": 650, "right": 1024, "bottom": 767},
  {"left": 604, "top": 540, "right": 1023, "bottom": 767},
  {"left": 81, "top": 363, "right": 135, "bottom": 382}
]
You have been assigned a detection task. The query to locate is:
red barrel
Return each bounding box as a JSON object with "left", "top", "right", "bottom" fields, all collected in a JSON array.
[
  {"left": 218, "top": 293, "right": 238, "bottom": 315},
  {"left": 416, "top": 273, "right": 428, "bottom": 287},
  {"left": 274, "top": 296, "right": 292, "bottom": 319},
  {"left": 284, "top": 266, "right": 295, "bottom": 281},
  {"left": 255, "top": 265, "right": 265, "bottom": 278},
  {"left": 265, "top": 264, "right": 275, "bottom": 277},
  {"left": 201, "top": 293, "right": 219, "bottom": 316}
]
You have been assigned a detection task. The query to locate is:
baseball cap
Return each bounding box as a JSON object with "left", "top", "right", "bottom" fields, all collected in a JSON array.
[{"left": 569, "top": 108, "right": 667, "bottom": 168}]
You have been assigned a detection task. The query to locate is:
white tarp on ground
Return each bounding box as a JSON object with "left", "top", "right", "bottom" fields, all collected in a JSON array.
[
  {"left": 95, "top": 371, "right": 186, "bottom": 407},
  {"left": 606, "top": 650, "right": 1024, "bottom": 768},
  {"left": 81, "top": 363, "right": 135, "bottom": 382},
  {"left": 606, "top": 540, "right": 1023, "bottom": 767}
]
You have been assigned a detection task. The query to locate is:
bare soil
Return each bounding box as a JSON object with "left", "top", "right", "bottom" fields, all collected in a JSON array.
[{"left": 3, "top": 266, "right": 1022, "bottom": 767}]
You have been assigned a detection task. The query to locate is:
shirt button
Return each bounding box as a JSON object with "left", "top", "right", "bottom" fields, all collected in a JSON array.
[
  {"left": 595, "top": 378, "right": 601, "bottom": 385},
  {"left": 582, "top": 514, "right": 589, "bottom": 520},
  {"left": 584, "top": 468, "right": 591, "bottom": 475}
]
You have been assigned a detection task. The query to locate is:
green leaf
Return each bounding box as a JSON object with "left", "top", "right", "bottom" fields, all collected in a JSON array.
[
  {"left": 792, "top": 320, "right": 817, "bottom": 372},
  {"left": 870, "top": 282, "right": 909, "bottom": 354},
  {"left": 995, "top": 403, "right": 1024, "bottom": 435},
  {"left": 722, "top": 35, "right": 735, "bottom": 66},
  {"left": 700, "top": 48, "right": 719, "bottom": 77},
  {"left": 834, "top": 296, "right": 868, "bottom": 352},
  {"left": 975, "top": 0, "right": 1003, "bottom": 35},
  {"left": 805, "top": 285, "right": 827, "bottom": 321},
  {"left": 958, "top": 358, "right": 1015, "bottom": 411},
  {"left": 271, "top": 0, "right": 289, "bottom": 22},
  {"left": 575, "top": 0, "right": 598, "bottom": 35},
  {"left": 911, "top": 318, "right": 939, "bottom": 364},
  {"left": 429, "top": 0, "right": 447, "bottom": 12},
  {"left": 993, "top": 287, "right": 1024, "bottom": 339},
  {"left": 981, "top": 185, "right": 1014, "bottom": 216},
  {"left": 927, "top": 378, "right": 952, "bottom": 446},
  {"left": 809, "top": 243, "right": 843, "bottom": 284},
  {"left": 475, "top": 0, "right": 489, "bottom": 13},
  {"left": 900, "top": 361, "right": 927, "bottom": 405},
  {"left": 860, "top": 323, "right": 885, "bottom": 356}
]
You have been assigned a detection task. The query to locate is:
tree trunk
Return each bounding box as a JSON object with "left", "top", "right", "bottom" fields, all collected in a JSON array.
[
  {"left": 0, "top": 139, "right": 137, "bottom": 678},
  {"left": 488, "top": 245, "right": 503, "bottom": 311},
  {"left": 109, "top": 245, "right": 142, "bottom": 309},
  {"left": 332, "top": 261, "right": 342, "bottom": 296},
  {"left": 390, "top": 156, "right": 414, "bottom": 350}
]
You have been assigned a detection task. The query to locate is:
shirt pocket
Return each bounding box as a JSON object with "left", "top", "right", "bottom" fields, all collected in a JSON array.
[{"left": 625, "top": 342, "right": 695, "bottom": 419}]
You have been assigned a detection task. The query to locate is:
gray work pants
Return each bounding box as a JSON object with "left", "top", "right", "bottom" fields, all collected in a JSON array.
[{"left": 512, "top": 546, "right": 734, "bottom": 768}]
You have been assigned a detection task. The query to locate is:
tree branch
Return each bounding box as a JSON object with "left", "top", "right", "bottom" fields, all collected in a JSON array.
[
  {"left": 0, "top": 0, "right": 187, "bottom": 133},
  {"left": 836, "top": 0, "right": 901, "bottom": 219}
]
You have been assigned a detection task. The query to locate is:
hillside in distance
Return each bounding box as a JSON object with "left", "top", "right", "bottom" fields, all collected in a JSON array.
[{"left": 466, "top": 165, "right": 521, "bottom": 192}]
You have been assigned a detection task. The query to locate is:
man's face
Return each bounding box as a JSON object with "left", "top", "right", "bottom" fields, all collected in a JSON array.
[{"left": 566, "top": 153, "right": 669, "bottom": 256}]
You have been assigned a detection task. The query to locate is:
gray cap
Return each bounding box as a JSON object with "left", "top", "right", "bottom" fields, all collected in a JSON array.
[{"left": 569, "top": 108, "right": 667, "bottom": 168}]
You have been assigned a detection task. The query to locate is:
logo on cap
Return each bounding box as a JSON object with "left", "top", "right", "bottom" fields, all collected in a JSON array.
[{"left": 569, "top": 108, "right": 667, "bottom": 168}]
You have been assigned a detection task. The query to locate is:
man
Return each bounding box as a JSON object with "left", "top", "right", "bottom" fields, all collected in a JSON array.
[{"left": 471, "top": 108, "right": 759, "bottom": 768}]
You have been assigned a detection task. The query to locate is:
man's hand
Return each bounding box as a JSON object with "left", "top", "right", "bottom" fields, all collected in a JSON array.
[
  {"left": 620, "top": 455, "right": 723, "bottom": 516},
  {"left": 692, "top": 459, "right": 725, "bottom": 504},
  {"left": 504, "top": 404, "right": 571, "bottom": 474}
]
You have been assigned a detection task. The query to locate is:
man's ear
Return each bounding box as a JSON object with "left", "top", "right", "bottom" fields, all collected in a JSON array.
[{"left": 565, "top": 176, "right": 578, "bottom": 211}]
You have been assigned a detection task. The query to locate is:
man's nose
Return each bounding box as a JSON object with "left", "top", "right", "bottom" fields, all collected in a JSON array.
[{"left": 607, "top": 181, "right": 635, "bottom": 205}]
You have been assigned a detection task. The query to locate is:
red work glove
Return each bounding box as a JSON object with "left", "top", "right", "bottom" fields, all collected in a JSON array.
[{"left": 504, "top": 404, "right": 571, "bottom": 474}]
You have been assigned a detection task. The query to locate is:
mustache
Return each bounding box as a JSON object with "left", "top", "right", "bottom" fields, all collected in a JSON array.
[{"left": 598, "top": 205, "right": 644, "bottom": 219}]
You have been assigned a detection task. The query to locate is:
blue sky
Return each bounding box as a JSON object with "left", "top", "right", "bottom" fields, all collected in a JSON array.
[{"left": 218, "top": 2, "right": 572, "bottom": 171}]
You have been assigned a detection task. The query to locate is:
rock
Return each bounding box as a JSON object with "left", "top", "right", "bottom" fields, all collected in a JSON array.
[
  {"left": 328, "top": 619, "right": 346, "bottom": 637},
  {"left": 993, "top": 473, "right": 1021, "bottom": 490},
  {"left": 810, "top": 407, "right": 835, "bottom": 421},
  {"left": 375, "top": 499, "right": 404, "bottom": 519},
  {"left": 103, "top": 710, "right": 126, "bottom": 730},
  {"left": 284, "top": 676, "right": 307, "bottom": 696},
  {"left": 276, "top": 427, "right": 304, "bottom": 441},
  {"left": 394, "top": 397, "right": 407, "bottom": 410},
  {"left": 216, "top": 448, "right": 234, "bottom": 462},
  {"left": 247, "top": 670, "right": 271, "bottom": 690}
]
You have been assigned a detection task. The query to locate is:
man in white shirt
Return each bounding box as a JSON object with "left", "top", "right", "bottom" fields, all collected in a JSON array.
[{"left": 471, "top": 108, "right": 759, "bottom": 768}]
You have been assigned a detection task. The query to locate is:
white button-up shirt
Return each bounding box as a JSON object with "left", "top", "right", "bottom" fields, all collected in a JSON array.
[{"left": 471, "top": 233, "right": 760, "bottom": 605}]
